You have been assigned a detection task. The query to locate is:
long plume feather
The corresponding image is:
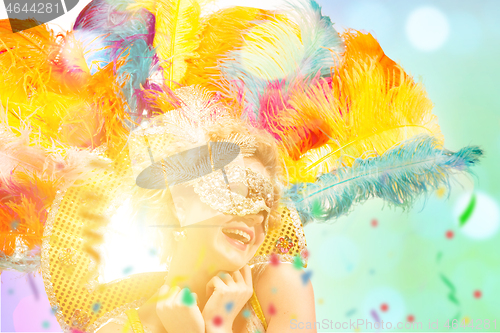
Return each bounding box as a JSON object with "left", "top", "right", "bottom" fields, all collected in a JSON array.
[{"left": 283, "top": 134, "right": 484, "bottom": 225}]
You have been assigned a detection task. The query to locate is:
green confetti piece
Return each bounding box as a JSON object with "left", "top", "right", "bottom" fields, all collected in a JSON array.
[
  {"left": 42, "top": 320, "right": 50, "bottom": 329},
  {"left": 459, "top": 193, "right": 476, "bottom": 227},
  {"left": 310, "top": 200, "right": 323, "bottom": 219},
  {"left": 181, "top": 288, "right": 195, "bottom": 306},
  {"left": 440, "top": 273, "right": 460, "bottom": 315},
  {"left": 123, "top": 266, "right": 133, "bottom": 275},
  {"left": 436, "top": 251, "right": 443, "bottom": 263},
  {"left": 293, "top": 255, "right": 303, "bottom": 269},
  {"left": 242, "top": 309, "right": 251, "bottom": 318}
]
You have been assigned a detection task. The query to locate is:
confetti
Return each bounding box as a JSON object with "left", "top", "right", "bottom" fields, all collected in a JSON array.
[
  {"left": 301, "top": 270, "right": 312, "bottom": 285},
  {"left": 27, "top": 274, "right": 39, "bottom": 300},
  {"left": 473, "top": 290, "right": 482, "bottom": 299},
  {"left": 170, "top": 275, "right": 187, "bottom": 288},
  {"left": 459, "top": 193, "right": 476, "bottom": 227},
  {"left": 181, "top": 288, "right": 196, "bottom": 306},
  {"left": 212, "top": 315, "right": 223, "bottom": 326},
  {"left": 371, "top": 219, "right": 378, "bottom": 227},
  {"left": 407, "top": 314, "right": 415, "bottom": 322},
  {"left": 436, "top": 186, "right": 446, "bottom": 198},
  {"left": 225, "top": 301, "right": 234, "bottom": 313},
  {"left": 301, "top": 249, "right": 309, "bottom": 260},
  {"left": 42, "top": 320, "right": 50, "bottom": 329},
  {"left": 268, "top": 303, "right": 277, "bottom": 316},
  {"left": 51, "top": 305, "right": 60, "bottom": 315},
  {"left": 92, "top": 302, "right": 101, "bottom": 313},
  {"left": 242, "top": 309, "right": 251, "bottom": 318},
  {"left": 317, "top": 298, "right": 324, "bottom": 305},
  {"left": 290, "top": 313, "right": 297, "bottom": 320},
  {"left": 208, "top": 263, "right": 217, "bottom": 274},
  {"left": 345, "top": 308, "right": 356, "bottom": 317},
  {"left": 446, "top": 230, "right": 454, "bottom": 239},
  {"left": 8, "top": 288, "right": 14, "bottom": 295},
  {"left": 380, "top": 303, "right": 389, "bottom": 312},
  {"left": 292, "top": 255, "right": 303, "bottom": 269},
  {"left": 269, "top": 253, "right": 280, "bottom": 266},
  {"left": 10, "top": 219, "right": 19, "bottom": 230},
  {"left": 122, "top": 266, "right": 133, "bottom": 275},
  {"left": 149, "top": 248, "right": 157, "bottom": 256},
  {"left": 440, "top": 273, "right": 461, "bottom": 320},
  {"left": 271, "top": 287, "right": 278, "bottom": 294},
  {"left": 370, "top": 309, "right": 380, "bottom": 322}
]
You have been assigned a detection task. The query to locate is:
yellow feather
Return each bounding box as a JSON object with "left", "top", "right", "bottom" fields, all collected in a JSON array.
[
  {"left": 139, "top": 0, "right": 209, "bottom": 88},
  {"left": 280, "top": 58, "right": 441, "bottom": 183},
  {"left": 182, "top": 6, "right": 294, "bottom": 90}
]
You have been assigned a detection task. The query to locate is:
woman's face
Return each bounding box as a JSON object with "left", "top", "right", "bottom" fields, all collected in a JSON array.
[{"left": 170, "top": 158, "right": 271, "bottom": 272}]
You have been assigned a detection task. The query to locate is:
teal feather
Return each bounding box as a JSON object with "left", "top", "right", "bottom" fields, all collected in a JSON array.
[
  {"left": 73, "top": 0, "right": 158, "bottom": 122},
  {"left": 283, "top": 134, "right": 484, "bottom": 225}
]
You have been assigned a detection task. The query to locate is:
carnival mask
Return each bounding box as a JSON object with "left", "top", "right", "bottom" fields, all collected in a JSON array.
[{"left": 135, "top": 141, "right": 274, "bottom": 229}]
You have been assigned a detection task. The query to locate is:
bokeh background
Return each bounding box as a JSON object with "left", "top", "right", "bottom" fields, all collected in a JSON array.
[{"left": 1, "top": 0, "right": 499, "bottom": 331}]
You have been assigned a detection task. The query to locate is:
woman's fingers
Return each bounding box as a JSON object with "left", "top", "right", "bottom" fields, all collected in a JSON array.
[
  {"left": 232, "top": 270, "right": 244, "bottom": 284},
  {"left": 205, "top": 275, "right": 227, "bottom": 297},
  {"left": 218, "top": 271, "right": 235, "bottom": 285},
  {"left": 241, "top": 265, "right": 252, "bottom": 286}
]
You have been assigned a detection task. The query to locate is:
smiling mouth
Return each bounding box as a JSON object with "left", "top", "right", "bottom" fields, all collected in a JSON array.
[{"left": 222, "top": 228, "right": 251, "bottom": 245}]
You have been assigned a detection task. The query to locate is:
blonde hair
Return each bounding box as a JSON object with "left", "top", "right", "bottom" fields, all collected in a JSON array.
[{"left": 130, "top": 119, "right": 283, "bottom": 265}]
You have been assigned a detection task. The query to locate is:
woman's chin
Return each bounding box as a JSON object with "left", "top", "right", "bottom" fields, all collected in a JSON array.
[{"left": 210, "top": 237, "right": 254, "bottom": 270}]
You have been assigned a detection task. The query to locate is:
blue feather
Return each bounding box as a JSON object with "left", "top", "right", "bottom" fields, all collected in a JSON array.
[{"left": 282, "top": 134, "right": 484, "bottom": 225}]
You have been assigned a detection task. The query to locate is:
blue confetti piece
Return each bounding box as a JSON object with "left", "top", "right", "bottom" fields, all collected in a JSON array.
[
  {"left": 10, "top": 220, "right": 19, "bottom": 230},
  {"left": 51, "top": 305, "right": 60, "bottom": 315},
  {"left": 123, "top": 266, "right": 133, "bottom": 275},
  {"left": 225, "top": 301, "right": 234, "bottom": 313},
  {"left": 301, "top": 270, "right": 313, "bottom": 285},
  {"left": 8, "top": 288, "right": 14, "bottom": 295},
  {"left": 92, "top": 302, "right": 101, "bottom": 313},
  {"left": 42, "top": 320, "right": 50, "bottom": 329},
  {"left": 345, "top": 308, "right": 356, "bottom": 317}
]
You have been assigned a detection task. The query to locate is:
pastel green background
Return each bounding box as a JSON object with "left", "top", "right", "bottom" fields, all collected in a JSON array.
[{"left": 304, "top": 0, "right": 500, "bottom": 331}]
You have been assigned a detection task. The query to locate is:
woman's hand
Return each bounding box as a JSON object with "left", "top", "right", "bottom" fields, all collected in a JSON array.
[
  {"left": 156, "top": 285, "right": 205, "bottom": 333},
  {"left": 202, "top": 265, "right": 253, "bottom": 333}
]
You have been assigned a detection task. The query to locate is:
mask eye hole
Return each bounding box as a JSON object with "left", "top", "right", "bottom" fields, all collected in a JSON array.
[{"left": 228, "top": 182, "right": 249, "bottom": 197}]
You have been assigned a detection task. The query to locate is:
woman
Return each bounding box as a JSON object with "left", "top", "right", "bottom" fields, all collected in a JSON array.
[
  {"left": 0, "top": 0, "right": 482, "bottom": 332},
  {"left": 94, "top": 89, "right": 316, "bottom": 333}
]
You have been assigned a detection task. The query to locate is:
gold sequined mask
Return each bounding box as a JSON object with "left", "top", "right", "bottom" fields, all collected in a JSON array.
[{"left": 193, "top": 163, "right": 274, "bottom": 226}]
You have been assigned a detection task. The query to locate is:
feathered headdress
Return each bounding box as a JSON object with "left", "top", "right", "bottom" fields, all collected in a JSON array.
[{"left": 0, "top": 0, "right": 483, "bottom": 330}]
